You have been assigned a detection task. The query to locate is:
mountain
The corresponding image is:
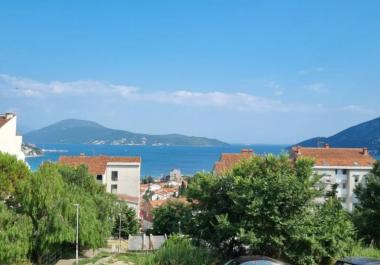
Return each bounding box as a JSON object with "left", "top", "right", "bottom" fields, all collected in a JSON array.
[
  {"left": 294, "top": 117, "right": 380, "bottom": 152},
  {"left": 24, "top": 119, "right": 229, "bottom": 147}
]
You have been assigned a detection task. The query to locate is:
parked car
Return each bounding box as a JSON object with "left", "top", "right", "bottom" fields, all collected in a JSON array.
[
  {"left": 224, "top": 256, "right": 290, "bottom": 265},
  {"left": 335, "top": 257, "right": 380, "bottom": 265}
]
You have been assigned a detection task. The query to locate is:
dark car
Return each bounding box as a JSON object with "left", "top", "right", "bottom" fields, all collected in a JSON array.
[
  {"left": 335, "top": 257, "right": 380, "bottom": 265},
  {"left": 224, "top": 256, "right": 290, "bottom": 265}
]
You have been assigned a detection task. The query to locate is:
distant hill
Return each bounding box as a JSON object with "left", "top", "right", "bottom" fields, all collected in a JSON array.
[
  {"left": 24, "top": 119, "right": 228, "bottom": 147},
  {"left": 294, "top": 117, "right": 380, "bottom": 152}
]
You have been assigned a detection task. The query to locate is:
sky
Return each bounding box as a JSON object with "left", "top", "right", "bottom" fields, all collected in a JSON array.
[{"left": 1, "top": 0, "right": 380, "bottom": 144}]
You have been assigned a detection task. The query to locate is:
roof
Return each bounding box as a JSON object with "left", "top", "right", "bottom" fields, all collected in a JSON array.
[
  {"left": 0, "top": 115, "right": 12, "bottom": 128},
  {"left": 117, "top": 194, "right": 139, "bottom": 204},
  {"left": 213, "top": 149, "right": 254, "bottom": 175},
  {"left": 291, "top": 145, "right": 375, "bottom": 167},
  {"left": 337, "top": 257, "right": 380, "bottom": 265},
  {"left": 58, "top": 155, "right": 141, "bottom": 175}
]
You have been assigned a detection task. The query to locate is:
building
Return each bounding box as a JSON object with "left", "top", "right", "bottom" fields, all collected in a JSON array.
[
  {"left": 0, "top": 113, "right": 25, "bottom": 161},
  {"left": 291, "top": 144, "right": 375, "bottom": 211},
  {"left": 169, "top": 169, "right": 182, "bottom": 182},
  {"left": 59, "top": 154, "right": 141, "bottom": 212},
  {"left": 213, "top": 149, "right": 254, "bottom": 175}
]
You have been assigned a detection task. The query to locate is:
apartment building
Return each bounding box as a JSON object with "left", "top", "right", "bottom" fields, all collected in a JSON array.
[
  {"left": 59, "top": 154, "right": 141, "bottom": 213},
  {"left": 0, "top": 113, "right": 25, "bottom": 161},
  {"left": 291, "top": 144, "right": 375, "bottom": 211}
]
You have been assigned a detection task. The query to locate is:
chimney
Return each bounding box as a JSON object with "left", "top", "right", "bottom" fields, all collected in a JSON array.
[
  {"left": 324, "top": 143, "right": 330, "bottom": 149},
  {"left": 362, "top": 147, "right": 368, "bottom": 155},
  {"left": 241, "top": 149, "right": 253, "bottom": 154},
  {"left": 5, "top": 113, "right": 15, "bottom": 119}
]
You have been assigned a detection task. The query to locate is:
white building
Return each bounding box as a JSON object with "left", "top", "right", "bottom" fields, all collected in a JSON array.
[
  {"left": 169, "top": 169, "right": 182, "bottom": 182},
  {"left": 291, "top": 144, "right": 375, "bottom": 212},
  {"left": 59, "top": 155, "right": 141, "bottom": 213},
  {"left": 0, "top": 113, "right": 25, "bottom": 161}
]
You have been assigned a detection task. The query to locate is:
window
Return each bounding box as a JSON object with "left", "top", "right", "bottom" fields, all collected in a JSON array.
[
  {"left": 111, "top": 184, "right": 118, "bottom": 194},
  {"left": 342, "top": 169, "right": 347, "bottom": 175},
  {"left": 341, "top": 197, "right": 347, "bottom": 203},
  {"left": 96, "top": 175, "right": 102, "bottom": 181},
  {"left": 342, "top": 183, "right": 346, "bottom": 189},
  {"left": 354, "top": 175, "right": 360, "bottom": 183},
  {"left": 111, "top": 171, "right": 118, "bottom": 181}
]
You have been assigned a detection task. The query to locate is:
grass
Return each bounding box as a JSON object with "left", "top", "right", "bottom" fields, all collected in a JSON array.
[{"left": 349, "top": 244, "right": 380, "bottom": 259}]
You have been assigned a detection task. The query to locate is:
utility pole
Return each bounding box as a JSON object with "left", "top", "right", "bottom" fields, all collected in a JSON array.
[
  {"left": 74, "top": 204, "right": 79, "bottom": 265},
  {"left": 119, "top": 213, "right": 122, "bottom": 253}
]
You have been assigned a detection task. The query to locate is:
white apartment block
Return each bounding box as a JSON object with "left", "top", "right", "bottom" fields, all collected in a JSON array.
[
  {"left": 0, "top": 113, "right": 25, "bottom": 161},
  {"left": 291, "top": 144, "right": 375, "bottom": 212},
  {"left": 59, "top": 155, "right": 141, "bottom": 213}
]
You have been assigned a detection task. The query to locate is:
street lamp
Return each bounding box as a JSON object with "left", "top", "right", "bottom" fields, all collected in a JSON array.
[
  {"left": 74, "top": 204, "right": 79, "bottom": 265},
  {"left": 118, "top": 213, "right": 122, "bottom": 253}
]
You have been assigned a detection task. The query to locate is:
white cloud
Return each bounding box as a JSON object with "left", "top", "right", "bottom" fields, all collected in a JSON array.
[
  {"left": 0, "top": 73, "right": 290, "bottom": 112},
  {"left": 340, "top": 105, "right": 376, "bottom": 115},
  {"left": 298, "top": 67, "right": 325, "bottom": 75},
  {"left": 306, "top": 83, "right": 329, "bottom": 94}
]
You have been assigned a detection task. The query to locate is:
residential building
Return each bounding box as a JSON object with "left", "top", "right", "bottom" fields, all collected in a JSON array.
[
  {"left": 59, "top": 154, "right": 141, "bottom": 213},
  {"left": 0, "top": 113, "right": 25, "bottom": 161},
  {"left": 291, "top": 144, "right": 375, "bottom": 211},
  {"left": 169, "top": 169, "right": 182, "bottom": 182},
  {"left": 213, "top": 148, "right": 254, "bottom": 175}
]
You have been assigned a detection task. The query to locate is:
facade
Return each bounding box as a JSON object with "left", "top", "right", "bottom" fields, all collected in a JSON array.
[
  {"left": 59, "top": 154, "right": 141, "bottom": 213},
  {"left": 213, "top": 148, "right": 254, "bottom": 175},
  {"left": 169, "top": 169, "right": 182, "bottom": 182},
  {"left": 291, "top": 144, "right": 375, "bottom": 212},
  {"left": 0, "top": 113, "right": 25, "bottom": 161}
]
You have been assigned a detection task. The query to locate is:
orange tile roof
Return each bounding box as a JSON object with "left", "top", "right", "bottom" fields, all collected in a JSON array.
[
  {"left": 213, "top": 149, "right": 254, "bottom": 175},
  {"left": 291, "top": 146, "right": 375, "bottom": 167},
  {"left": 0, "top": 116, "right": 11, "bottom": 128},
  {"left": 58, "top": 155, "right": 141, "bottom": 175},
  {"left": 117, "top": 194, "right": 139, "bottom": 204}
]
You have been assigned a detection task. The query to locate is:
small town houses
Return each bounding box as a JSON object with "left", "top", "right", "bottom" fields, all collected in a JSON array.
[{"left": 0, "top": 113, "right": 25, "bottom": 161}]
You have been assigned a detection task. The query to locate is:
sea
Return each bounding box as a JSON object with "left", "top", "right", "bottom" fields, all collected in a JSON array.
[{"left": 26, "top": 144, "right": 287, "bottom": 177}]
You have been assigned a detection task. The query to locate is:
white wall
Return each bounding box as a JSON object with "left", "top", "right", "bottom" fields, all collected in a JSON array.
[
  {"left": 0, "top": 116, "right": 25, "bottom": 161},
  {"left": 105, "top": 163, "right": 140, "bottom": 198}
]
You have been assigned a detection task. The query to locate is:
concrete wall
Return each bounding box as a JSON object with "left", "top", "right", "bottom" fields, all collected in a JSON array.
[
  {"left": 0, "top": 116, "right": 25, "bottom": 161},
  {"left": 105, "top": 162, "right": 140, "bottom": 198}
]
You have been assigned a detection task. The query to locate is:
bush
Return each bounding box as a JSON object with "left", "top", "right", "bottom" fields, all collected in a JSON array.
[{"left": 145, "top": 235, "right": 217, "bottom": 265}]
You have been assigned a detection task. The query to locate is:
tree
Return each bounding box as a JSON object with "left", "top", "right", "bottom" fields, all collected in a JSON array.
[
  {"left": 353, "top": 161, "right": 380, "bottom": 246},
  {"left": 0, "top": 152, "right": 30, "bottom": 200},
  {"left": 152, "top": 199, "right": 192, "bottom": 235},
  {"left": 14, "top": 163, "right": 74, "bottom": 263},
  {"left": 142, "top": 176, "right": 154, "bottom": 184},
  {"left": 187, "top": 154, "right": 354, "bottom": 265},
  {"left": 112, "top": 203, "right": 139, "bottom": 239},
  {"left": 0, "top": 202, "right": 32, "bottom": 264}
]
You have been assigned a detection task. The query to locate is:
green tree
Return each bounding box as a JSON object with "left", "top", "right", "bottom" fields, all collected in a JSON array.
[
  {"left": 353, "top": 161, "right": 380, "bottom": 246},
  {"left": 187, "top": 154, "right": 354, "bottom": 265},
  {"left": 113, "top": 203, "right": 139, "bottom": 238},
  {"left": 14, "top": 163, "right": 73, "bottom": 263},
  {"left": 0, "top": 152, "right": 30, "bottom": 200},
  {"left": 0, "top": 202, "right": 32, "bottom": 265},
  {"left": 152, "top": 200, "right": 192, "bottom": 235}
]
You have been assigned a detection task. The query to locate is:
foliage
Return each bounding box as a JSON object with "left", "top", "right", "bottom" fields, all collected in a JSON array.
[
  {"left": 187, "top": 154, "right": 355, "bottom": 265},
  {"left": 349, "top": 244, "right": 380, "bottom": 259},
  {"left": 11, "top": 162, "right": 117, "bottom": 262},
  {"left": 142, "top": 176, "right": 155, "bottom": 184},
  {"left": 152, "top": 200, "right": 192, "bottom": 235},
  {"left": 112, "top": 202, "right": 139, "bottom": 239},
  {"left": 145, "top": 235, "right": 217, "bottom": 265},
  {"left": 353, "top": 161, "right": 380, "bottom": 246},
  {"left": 0, "top": 202, "right": 32, "bottom": 265},
  {"left": 14, "top": 163, "right": 74, "bottom": 262},
  {"left": 0, "top": 152, "right": 30, "bottom": 200}
]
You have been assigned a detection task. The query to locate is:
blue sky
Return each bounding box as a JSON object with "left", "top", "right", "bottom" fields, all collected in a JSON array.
[{"left": 1, "top": 0, "right": 380, "bottom": 144}]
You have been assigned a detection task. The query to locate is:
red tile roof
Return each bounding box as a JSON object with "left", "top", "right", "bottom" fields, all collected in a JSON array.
[
  {"left": 117, "top": 194, "right": 139, "bottom": 204},
  {"left": 291, "top": 146, "right": 375, "bottom": 167},
  {"left": 58, "top": 155, "right": 141, "bottom": 175},
  {"left": 0, "top": 116, "right": 11, "bottom": 128},
  {"left": 213, "top": 149, "right": 254, "bottom": 175}
]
